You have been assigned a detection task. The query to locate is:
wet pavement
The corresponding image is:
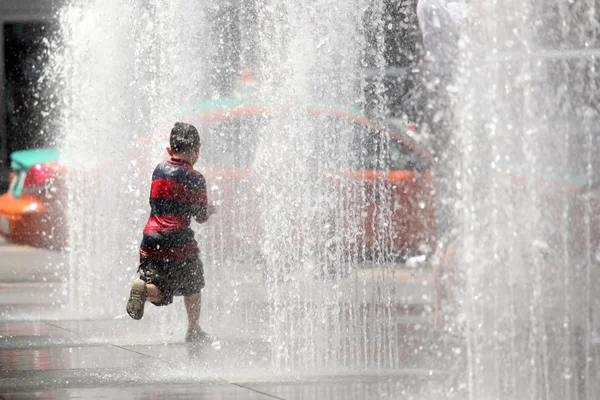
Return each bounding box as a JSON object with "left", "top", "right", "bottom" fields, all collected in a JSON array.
[{"left": 0, "top": 242, "right": 456, "bottom": 399}]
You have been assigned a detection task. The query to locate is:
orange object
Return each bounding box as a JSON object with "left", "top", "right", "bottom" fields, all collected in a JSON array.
[
  {"left": 0, "top": 161, "right": 66, "bottom": 249},
  {"left": 186, "top": 106, "right": 438, "bottom": 260}
]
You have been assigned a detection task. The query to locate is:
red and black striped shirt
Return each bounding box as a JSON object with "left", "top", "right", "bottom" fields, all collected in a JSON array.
[{"left": 140, "top": 157, "right": 209, "bottom": 263}]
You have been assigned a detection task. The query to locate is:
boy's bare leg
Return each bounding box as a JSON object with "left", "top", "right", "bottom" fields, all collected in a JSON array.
[
  {"left": 184, "top": 293, "right": 202, "bottom": 329},
  {"left": 146, "top": 284, "right": 162, "bottom": 304},
  {"left": 184, "top": 293, "right": 209, "bottom": 342}
]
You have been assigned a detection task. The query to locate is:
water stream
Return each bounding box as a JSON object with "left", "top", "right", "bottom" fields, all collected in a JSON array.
[
  {"left": 455, "top": 1, "right": 600, "bottom": 398},
  {"left": 47, "top": 0, "right": 600, "bottom": 397}
]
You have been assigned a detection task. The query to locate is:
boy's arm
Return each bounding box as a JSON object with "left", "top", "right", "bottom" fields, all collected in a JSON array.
[
  {"left": 193, "top": 182, "right": 210, "bottom": 223},
  {"left": 191, "top": 173, "right": 216, "bottom": 223},
  {"left": 192, "top": 175, "right": 217, "bottom": 223},
  {"left": 193, "top": 202, "right": 216, "bottom": 224},
  {"left": 194, "top": 204, "right": 217, "bottom": 224},
  {"left": 193, "top": 206, "right": 209, "bottom": 224}
]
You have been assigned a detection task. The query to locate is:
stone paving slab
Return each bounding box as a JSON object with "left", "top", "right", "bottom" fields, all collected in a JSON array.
[
  {"left": 0, "top": 244, "right": 456, "bottom": 399},
  {"left": 0, "top": 335, "right": 97, "bottom": 351},
  {"left": 0, "top": 287, "right": 58, "bottom": 306},
  {"left": 1, "top": 382, "right": 272, "bottom": 400},
  {"left": 1, "top": 377, "right": 445, "bottom": 400},
  {"left": 47, "top": 318, "right": 189, "bottom": 345},
  {"left": 245, "top": 377, "right": 437, "bottom": 400},
  {"left": 0, "top": 345, "right": 158, "bottom": 372},
  {"left": 0, "top": 304, "right": 64, "bottom": 322},
  {"left": 0, "top": 316, "right": 452, "bottom": 399},
  {"left": 0, "top": 322, "right": 70, "bottom": 337}
]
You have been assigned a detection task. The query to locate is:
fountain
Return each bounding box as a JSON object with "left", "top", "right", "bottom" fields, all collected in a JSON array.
[
  {"left": 47, "top": 0, "right": 600, "bottom": 397},
  {"left": 452, "top": 0, "right": 600, "bottom": 398},
  {"left": 51, "top": 0, "right": 431, "bottom": 375}
]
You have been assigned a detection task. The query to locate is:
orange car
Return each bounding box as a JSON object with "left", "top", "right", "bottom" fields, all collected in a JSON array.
[
  {"left": 182, "top": 102, "right": 438, "bottom": 263},
  {"left": 0, "top": 148, "right": 66, "bottom": 249}
]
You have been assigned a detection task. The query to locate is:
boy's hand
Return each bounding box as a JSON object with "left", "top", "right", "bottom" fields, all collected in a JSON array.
[{"left": 207, "top": 202, "right": 217, "bottom": 216}]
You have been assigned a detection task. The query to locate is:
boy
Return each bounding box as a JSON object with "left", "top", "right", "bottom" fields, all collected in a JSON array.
[{"left": 126, "top": 122, "right": 216, "bottom": 342}]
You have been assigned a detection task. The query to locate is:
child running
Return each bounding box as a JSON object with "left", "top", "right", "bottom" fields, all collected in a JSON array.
[{"left": 126, "top": 122, "right": 216, "bottom": 342}]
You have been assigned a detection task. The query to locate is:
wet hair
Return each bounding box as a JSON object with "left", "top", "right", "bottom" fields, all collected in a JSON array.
[{"left": 170, "top": 122, "right": 200, "bottom": 154}]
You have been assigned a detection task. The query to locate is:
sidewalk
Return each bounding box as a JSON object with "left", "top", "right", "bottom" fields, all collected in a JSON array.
[{"left": 0, "top": 244, "right": 455, "bottom": 399}]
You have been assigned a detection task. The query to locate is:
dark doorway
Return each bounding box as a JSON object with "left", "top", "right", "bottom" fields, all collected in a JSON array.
[{"left": 4, "top": 22, "right": 56, "bottom": 167}]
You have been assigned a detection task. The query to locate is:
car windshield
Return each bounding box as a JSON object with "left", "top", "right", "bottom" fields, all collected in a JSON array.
[{"left": 197, "top": 113, "right": 427, "bottom": 171}]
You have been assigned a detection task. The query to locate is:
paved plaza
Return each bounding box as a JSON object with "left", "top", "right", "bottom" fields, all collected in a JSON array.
[{"left": 0, "top": 241, "right": 462, "bottom": 399}]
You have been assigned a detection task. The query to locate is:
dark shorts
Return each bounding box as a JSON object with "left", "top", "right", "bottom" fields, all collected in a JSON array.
[{"left": 138, "top": 255, "right": 205, "bottom": 306}]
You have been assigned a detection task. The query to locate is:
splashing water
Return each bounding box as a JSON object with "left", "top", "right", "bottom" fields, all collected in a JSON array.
[
  {"left": 47, "top": 0, "right": 600, "bottom": 396},
  {"left": 453, "top": 0, "right": 600, "bottom": 398},
  {"left": 50, "top": 0, "right": 437, "bottom": 378}
]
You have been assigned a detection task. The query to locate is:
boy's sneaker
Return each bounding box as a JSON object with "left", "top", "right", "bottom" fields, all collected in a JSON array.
[
  {"left": 126, "top": 279, "right": 147, "bottom": 320},
  {"left": 185, "top": 326, "right": 211, "bottom": 343}
]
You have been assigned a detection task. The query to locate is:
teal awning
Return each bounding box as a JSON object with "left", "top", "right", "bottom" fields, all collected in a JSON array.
[
  {"left": 10, "top": 148, "right": 59, "bottom": 171},
  {"left": 9, "top": 148, "right": 59, "bottom": 199}
]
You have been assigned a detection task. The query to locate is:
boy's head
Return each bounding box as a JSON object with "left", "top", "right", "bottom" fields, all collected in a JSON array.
[{"left": 167, "top": 122, "right": 201, "bottom": 165}]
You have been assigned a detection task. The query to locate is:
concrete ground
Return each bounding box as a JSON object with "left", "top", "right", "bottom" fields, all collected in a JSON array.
[{"left": 0, "top": 241, "right": 462, "bottom": 399}]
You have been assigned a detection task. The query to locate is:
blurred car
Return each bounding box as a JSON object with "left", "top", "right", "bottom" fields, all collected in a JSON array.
[
  {"left": 0, "top": 148, "right": 66, "bottom": 249},
  {"left": 183, "top": 101, "right": 438, "bottom": 263}
]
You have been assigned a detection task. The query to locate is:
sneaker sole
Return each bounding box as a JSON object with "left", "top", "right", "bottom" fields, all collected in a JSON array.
[{"left": 126, "top": 279, "right": 147, "bottom": 320}]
